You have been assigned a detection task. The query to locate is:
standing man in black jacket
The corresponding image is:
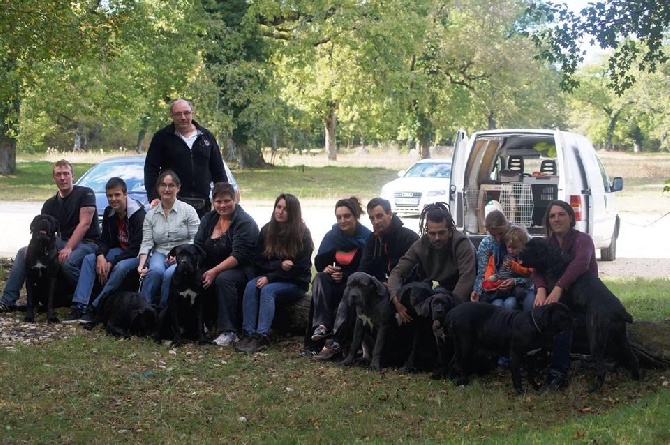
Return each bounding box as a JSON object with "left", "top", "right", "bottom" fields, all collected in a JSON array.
[{"left": 144, "top": 99, "right": 228, "bottom": 217}]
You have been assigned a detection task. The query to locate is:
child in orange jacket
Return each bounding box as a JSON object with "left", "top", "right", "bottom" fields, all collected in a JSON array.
[{"left": 480, "top": 225, "right": 534, "bottom": 310}]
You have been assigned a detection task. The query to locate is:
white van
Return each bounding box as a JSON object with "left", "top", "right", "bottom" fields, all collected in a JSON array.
[{"left": 449, "top": 129, "right": 623, "bottom": 261}]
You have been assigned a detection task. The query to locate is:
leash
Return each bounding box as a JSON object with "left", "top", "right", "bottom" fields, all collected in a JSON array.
[{"left": 530, "top": 307, "right": 542, "bottom": 334}]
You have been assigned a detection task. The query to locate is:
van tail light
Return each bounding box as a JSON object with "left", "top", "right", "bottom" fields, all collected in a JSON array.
[{"left": 569, "top": 195, "right": 583, "bottom": 221}]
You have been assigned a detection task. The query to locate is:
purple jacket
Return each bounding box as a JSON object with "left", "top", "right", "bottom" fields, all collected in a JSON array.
[{"left": 532, "top": 229, "right": 598, "bottom": 291}]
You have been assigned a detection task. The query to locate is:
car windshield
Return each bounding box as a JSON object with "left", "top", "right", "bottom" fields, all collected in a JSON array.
[
  {"left": 78, "top": 162, "right": 145, "bottom": 193},
  {"left": 404, "top": 163, "right": 451, "bottom": 178}
]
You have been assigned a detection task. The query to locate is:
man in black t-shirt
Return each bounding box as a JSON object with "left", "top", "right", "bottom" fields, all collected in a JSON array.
[{"left": 0, "top": 160, "right": 99, "bottom": 313}]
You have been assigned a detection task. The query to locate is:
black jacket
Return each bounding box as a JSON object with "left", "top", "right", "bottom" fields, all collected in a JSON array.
[
  {"left": 194, "top": 205, "right": 259, "bottom": 268},
  {"left": 253, "top": 224, "right": 314, "bottom": 291},
  {"left": 358, "top": 214, "right": 420, "bottom": 282},
  {"left": 95, "top": 197, "right": 146, "bottom": 265},
  {"left": 144, "top": 120, "right": 227, "bottom": 203}
]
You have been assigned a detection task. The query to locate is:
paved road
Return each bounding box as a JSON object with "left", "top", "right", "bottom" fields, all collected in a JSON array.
[{"left": 1, "top": 201, "right": 669, "bottom": 262}]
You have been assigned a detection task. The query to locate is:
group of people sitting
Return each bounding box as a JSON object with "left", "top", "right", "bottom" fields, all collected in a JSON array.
[{"left": 0, "top": 159, "right": 595, "bottom": 389}]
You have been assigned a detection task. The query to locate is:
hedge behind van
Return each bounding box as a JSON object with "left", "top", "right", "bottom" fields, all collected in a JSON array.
[{"left": 449, "top": 129, "right": 623, "bottom": 261}]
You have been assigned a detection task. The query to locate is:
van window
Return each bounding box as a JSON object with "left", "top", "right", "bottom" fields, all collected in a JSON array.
[{"left": 596, "top": 157, "right": 611, "bottom": 192}]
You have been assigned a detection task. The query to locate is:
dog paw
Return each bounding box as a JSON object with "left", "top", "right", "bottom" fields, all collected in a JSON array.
[
  {"left": 341, "top": 357, "right": 355, "bottom": 367},
  {"left": 370, "top": 361, "right": 382, "bottom": 371},
  {"left": 24, "top": 316, "right": 35, "bottom": 323},
  {"left": 47, "top": 317, "right": 59, "bottom": 324},
  {"left": 514, "top": 386, "right": 524, "bottom": 395}
]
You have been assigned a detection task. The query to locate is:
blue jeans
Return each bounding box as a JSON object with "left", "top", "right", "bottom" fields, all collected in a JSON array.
[
  {"left": 492, "top": 296, "right": 518, "bottom": 310},
  {"left": 241, "top": 276, "right": 304, "bottom": 337},
  {"left": 71, "top": 248, "right": 140, "bottom": 308},
  {"left": 140, "top": 252, "right": 176, "bottom": 308},
  {"left": 1, "top": 240, "right": 96, "bottom": 307}
]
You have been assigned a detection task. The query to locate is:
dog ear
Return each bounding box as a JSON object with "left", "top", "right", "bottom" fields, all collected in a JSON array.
[
  {"left": 29, "top": 215, "right": 41, "bottom": 234},
  {"left": 369, "top": 275, "right": 387, "bottom": 298},
  {"left": 168, "top": 245, "right": 183, "bottom": 258}
]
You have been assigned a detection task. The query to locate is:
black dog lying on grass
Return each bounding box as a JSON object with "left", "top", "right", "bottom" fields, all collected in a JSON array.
[
  {"left": 518, "top": 238, "right": 641, "bottom": 392},
  {"left": 24, "top": 214, "right": 61, "bottom": 323},
  {"left": 446, "top": 302, "right": 575, "bottom": 394},
  {"left": 341, "top": 272, "right": 398, "bottom": 371},
  {"left": 86, "top": 291, "right": 157, "bottom": 338},
  {"left": 154, "top": 244, "right": 209, "bottom": 346}
]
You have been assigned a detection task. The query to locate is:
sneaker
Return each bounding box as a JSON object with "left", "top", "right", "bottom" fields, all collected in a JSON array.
[
  {"left": 540, "top": 370, "right": 569, "bottom": 392},
  {"left": 235, "top": 334, "right": 269, "bottom": 353},
  {"left": 300, "top": 347, "right": 319, "bottom": 358},
  {"left": 62, "top": 305, "right": 86, "bottom": 324},
  {"left": 312, "top": 339, "right": 341, "bottom": 361},
  {"left": 0, "top": 302, "right": 14, "bottom": 313},
  {"left": 213, "top": 331, "right": 238, "bottom": 346},
  {"left": 79, "top": 311, "right": 95, "bottom": 324},
  {"left": 310, "top": 325, "right": 331, "bottom": 342}
]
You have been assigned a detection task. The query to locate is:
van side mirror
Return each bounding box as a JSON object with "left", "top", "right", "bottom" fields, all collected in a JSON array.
[{"left": 611, "top": 177, "right": 623, "bottom": 192}]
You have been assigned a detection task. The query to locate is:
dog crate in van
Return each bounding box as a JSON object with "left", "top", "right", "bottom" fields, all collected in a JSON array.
[{"left": 449, "top": 129, "right": 623, "bottom": 260}]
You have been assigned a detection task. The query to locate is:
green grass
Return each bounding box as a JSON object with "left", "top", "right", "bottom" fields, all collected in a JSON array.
[
  {"left": 0, "top": 161, "right": 398, "bottom": 202},
  {"left": 1, "top": 278, "right": 670, "bottom": 443}
]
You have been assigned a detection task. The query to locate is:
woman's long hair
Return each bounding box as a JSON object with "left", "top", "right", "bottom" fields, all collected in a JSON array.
[{"left": 263, "top": 193, "right": 311, "bottom": 259}]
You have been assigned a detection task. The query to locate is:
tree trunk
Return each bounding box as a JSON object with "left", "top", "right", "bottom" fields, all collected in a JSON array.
[
  {"left": 417, "top": 111, "right": 432, "bottom": 159},
  {"left": 324, "top": 102, "right": 337, "bottom": 161},
  {"left": 0, "top": 135, "right": 17, "bottom": 175}
]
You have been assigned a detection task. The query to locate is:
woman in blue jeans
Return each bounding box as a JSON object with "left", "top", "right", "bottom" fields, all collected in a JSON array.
[
  {"left": 236, "top": 193, "right": 314, "bottom": 353},
  {"left": 137, "top": 170, "right": 200, "bottom": 307}
]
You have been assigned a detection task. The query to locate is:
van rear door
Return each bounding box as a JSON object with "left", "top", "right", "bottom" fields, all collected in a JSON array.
[{"left": 449, "top": 129, "right": 469, "bottom": 228}]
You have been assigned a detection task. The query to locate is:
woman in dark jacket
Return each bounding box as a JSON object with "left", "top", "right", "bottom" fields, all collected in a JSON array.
[
  {"left": 236, "top": 193, "right": 314, "bottom": 353},
  {"left": 304, "top": 197, "right": 371, "bottom": 352},
  {"left": 195, "top": 182, "right": 259, "bottom": 346},
  {"left": 533, "top": 199, "right": 598, "bottom": 390}
]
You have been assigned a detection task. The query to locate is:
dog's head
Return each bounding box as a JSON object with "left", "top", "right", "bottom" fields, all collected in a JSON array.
[
  {"left": 533, "top": 302, "right": 575, "bottom": 335},
  {"left": 518, "top": 238, "right": 565, "bottom": 273},
  {"left": 169, "top": 244, "right": 206, "bottom": 278},
  {"left": 398, "top": 282, "right": 433, "bottom": 318},
  {"left": 430, "top": 291, "right": 462, "bottom": 335},
  {"left": 29, "top": 214, "right": 60, "bottom": 241},
  {"left": 345, "top": 272, "right": 387, "bottom": 309}
]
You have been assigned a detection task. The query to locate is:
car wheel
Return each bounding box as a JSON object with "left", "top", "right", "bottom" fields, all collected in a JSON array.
[{"left": 600, "top": 235, "right": 616, "bottom": 261}]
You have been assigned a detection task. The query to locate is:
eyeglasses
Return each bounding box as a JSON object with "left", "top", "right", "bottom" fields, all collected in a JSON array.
[
  {"left": 159, "top": 183, "right": 178, "bottom": 189},
  {"left": 171, "top": 110, "right": 192, "bottom": 117}
]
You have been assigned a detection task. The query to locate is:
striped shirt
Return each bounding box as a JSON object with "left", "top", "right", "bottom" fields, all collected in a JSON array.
[{"left": 140, "top": 199, "right": 200, "bottom": 256}]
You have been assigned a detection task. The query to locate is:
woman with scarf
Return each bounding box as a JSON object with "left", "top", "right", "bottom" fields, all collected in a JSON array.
[{"left": 303, "top": 197, "right": 372, "bottom": 353}]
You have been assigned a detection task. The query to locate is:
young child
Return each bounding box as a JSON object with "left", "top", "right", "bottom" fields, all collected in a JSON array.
[{"left": 480, "top": 225, "right": 534, "bottom": 310}]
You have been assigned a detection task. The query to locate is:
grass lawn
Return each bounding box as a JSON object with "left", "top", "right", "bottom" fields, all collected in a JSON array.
[{"left": 1, "top": 277, "right": 669, "bottom": 444}]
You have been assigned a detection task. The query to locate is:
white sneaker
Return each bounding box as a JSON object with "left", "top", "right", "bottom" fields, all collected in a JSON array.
[{"left": 213, "top": 331, "right": 238, "bottom": 346}]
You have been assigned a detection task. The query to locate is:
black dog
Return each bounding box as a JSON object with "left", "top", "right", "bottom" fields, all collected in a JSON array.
[
  {"left": 341, "top": 272, "right": 397, "bottom": 371},
  {"left": 519, "top": 238, "right": 641, "bottom": 391},
  {"left": 446, "top": 302, "right": 575, "bottom": 394},
  {"left": 154, "top": 244, "right": 208, "bottom": 346},
  {"left": 398, "top": 282, "right": 447, "bottom": 373},
  {"left": 87, "top": 291, "right": 157, "bottom": 338},
  {"left": 24, "top": 214, "right": 60, "bottom": 323},
  {"left": 427, "top": 291, "right": 464, "bottom": 379}
]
